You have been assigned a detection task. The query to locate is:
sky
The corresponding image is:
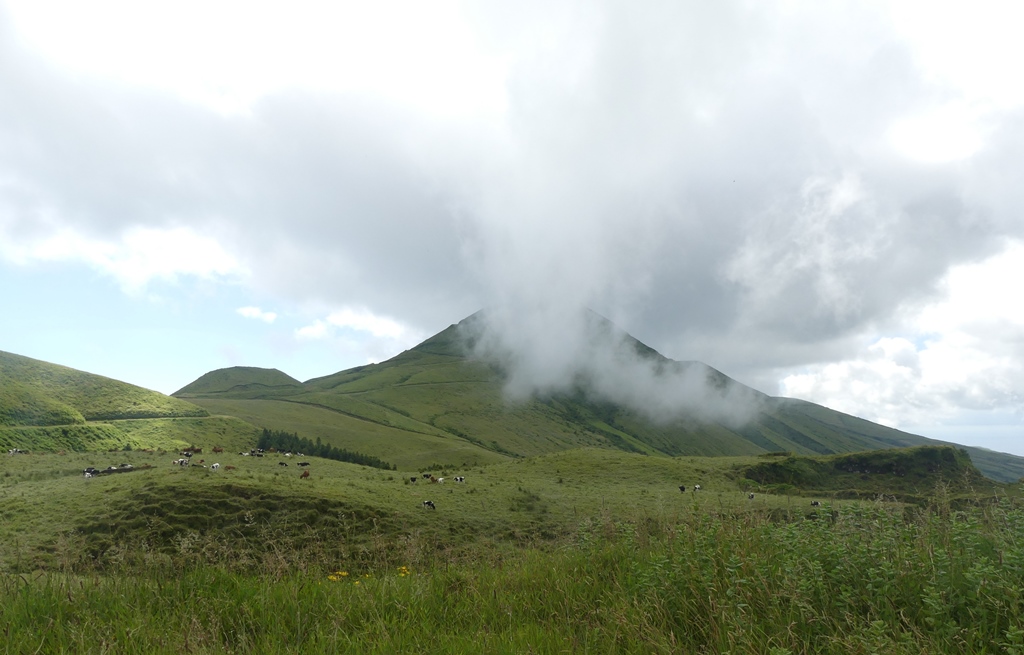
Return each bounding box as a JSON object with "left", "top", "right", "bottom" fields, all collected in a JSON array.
[{"left": 1, "top": 1, "right": 1023, "bottom": 455}]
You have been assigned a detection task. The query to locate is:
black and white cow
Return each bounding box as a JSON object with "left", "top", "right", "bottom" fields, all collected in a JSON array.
[{"left": 422, "top": 500, "right": 436, "bottom": 510}]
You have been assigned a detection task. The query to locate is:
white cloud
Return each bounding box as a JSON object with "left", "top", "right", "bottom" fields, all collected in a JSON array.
[
  {"left": 4, "top": 0, "right": 508, "bottom": 118},
  {"left": 780, "top": 239, "right": 1024, "bottom": 429},
  {"left": 324, "top": 307, "right": 413, "bottom": 340},
  {"left": 295, "top": 319, "right": 329, "bottom": 340},
  {"left": 295, "top": 307, "right": 423, "bottom": 342},
  {"left": 0, "top": 224, "right": 246, "bottom": 293},
  {"left": 236, "top": 306, "right": 277, "bottom": 323},
  {"left": 888, "top": 102, "right": 988, "bottom": 163}
]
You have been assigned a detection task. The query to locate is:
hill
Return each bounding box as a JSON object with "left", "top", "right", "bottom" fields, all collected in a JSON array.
[
  {"left": 176, "top": 311, "right": 1024, "bottom": 482},
  {"left": 0, "top": 350, "right": 208, "bottom": 425},
  {"left": 0, "top": 350, "right": 261, "bottom": 453},
  {"left": 173, "top": 366, "right": 302, "bottom": 398}
]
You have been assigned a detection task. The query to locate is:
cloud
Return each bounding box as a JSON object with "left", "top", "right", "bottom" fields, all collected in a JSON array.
[
  {"left": 296, "top": 307, "right": 424, "bottom": 346},
  {"left": 236, "top": 306, "right": 277, "bottom": 323},
  {"left": 2, "top": 1, "right": 1024, "bottom": 444},
  {"left": 780, "top": 239, "right": 1024, "bottom": 427},
  {"left": 0, "top": 223, "right": 246, "bottom": 293},
  {"left": 295, "top": 320, "right": 329, "bottom": 340},
  {"left": 465, "top": 306, "right": 764, "bottom": 427}
]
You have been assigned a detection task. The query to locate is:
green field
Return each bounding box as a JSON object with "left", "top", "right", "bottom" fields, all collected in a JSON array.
[{"left": 2, "top": 445, "right": 1023, "bottom": 653}]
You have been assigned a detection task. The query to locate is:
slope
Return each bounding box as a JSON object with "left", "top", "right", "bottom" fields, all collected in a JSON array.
[
  {"left": 1, "top": 350, "right": 208, "bottom": 425},
  {"left": 0, "top": 350, "right": 260, "bottom": 453}
]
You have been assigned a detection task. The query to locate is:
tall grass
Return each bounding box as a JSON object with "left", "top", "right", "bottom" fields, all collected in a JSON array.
[{"left": 5, "top": 493, "right": 1024, "bottom": 654}]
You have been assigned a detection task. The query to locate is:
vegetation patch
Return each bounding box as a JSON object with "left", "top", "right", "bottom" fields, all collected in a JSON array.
[
  {"left": 741, "top": 445, "right": 992, "bottom": 501},
  {"left": 256, "top": 429, "right": 396, "bottom": 470}
]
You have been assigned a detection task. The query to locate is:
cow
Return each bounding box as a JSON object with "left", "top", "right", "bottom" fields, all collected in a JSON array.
[
  {"left": 422, "top": 500, "right": 436, "bottom": 510},
  {"left": 212, "top": 447, "right": 224, "bottom": 454},
  {"left": 225, "top": 465, "right": 236, "bottom": 471},
  {"left": 300, "top": 470, "right": 310, "bottom": 479},
  {"left": 410, "top": 476, "right": 418, "bottom": 483},
  {"left": 811, "top": 500, "right": 821, "bottom": 507},
  {"left": 297, "top": 462, "right": 311, "bottom": 467},
  {"left": 748, "top": 493, "right": 755, "bottom": 500},
  {"left": 211, "top": 463, "right": 220, "bottom": 470},
  {"left": 693, "top": 485, "right": 701, "bottom": 492},
  {"left": 436, "top": 477, "right": 445, "bottom": 484},
  {"left": 454, "top": 476, "right": 465, "bottom": 483},
  {"left": 678, "top": 485, "right": 686, "bottom": 493}
]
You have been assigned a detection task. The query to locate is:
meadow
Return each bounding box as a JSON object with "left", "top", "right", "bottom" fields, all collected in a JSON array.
[{"left": 2, "top": 446, "right": 1024, "bottom": 653}]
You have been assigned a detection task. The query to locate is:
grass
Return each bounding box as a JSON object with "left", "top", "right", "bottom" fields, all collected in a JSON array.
[
  {"left": 0, "top": 350, "right": 208, "bottom": 426},
  {"left": 0, "top": 416, "right": 258, "bottom": 454},
  {"left": 4, "top": 492, "right": 1024, "bottom": 653},
  {"left": 2, "top": 444, "right": 1023, "bottom": 652}
]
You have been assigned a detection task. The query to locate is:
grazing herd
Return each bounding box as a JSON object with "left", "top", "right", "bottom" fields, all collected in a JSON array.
[
  {"left": 67, "top": 447, "right": 832, "bottom": 510},
  {"left": 82, "top": 463, "right": 135, "bottom": 478}
]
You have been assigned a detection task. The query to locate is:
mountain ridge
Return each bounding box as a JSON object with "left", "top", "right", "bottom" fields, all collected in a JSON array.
[{"left": 173, "top": 311, "right": 1024, "bottom": 482}]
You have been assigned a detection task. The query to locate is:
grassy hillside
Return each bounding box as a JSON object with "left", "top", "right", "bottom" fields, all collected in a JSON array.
[
  {"left": 0, "top": 416, "right": 258, "bottom": 453},
  {"left": 1, "top": 350, "right": 208, "bottom": 425},
  {"left": 174, "top": 316, "right": 1024, "bottom": 482},
  {"left": 0, "top": 350, "right": 257, "bottom": 455},
  {"left": 173, "top": 366, "right": 302, "bottom": 398}
]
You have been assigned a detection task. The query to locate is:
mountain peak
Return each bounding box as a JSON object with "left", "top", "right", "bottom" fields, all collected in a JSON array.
[{"left": 173, "top": 366, "right": 302, "bottom": 397}]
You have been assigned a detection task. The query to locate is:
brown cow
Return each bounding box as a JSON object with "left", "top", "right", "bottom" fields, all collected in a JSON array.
[
  {"left": 212, "top": 446, "right": 224, "bottom": 453},
  {"left": 300, "top": 470, "right": 310, "bottom": 479},
  {"left": 225, "top": 465, "right": 236, "bottom": 471}
]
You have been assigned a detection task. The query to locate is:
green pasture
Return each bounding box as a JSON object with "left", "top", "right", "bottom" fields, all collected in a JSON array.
[{"left": 0, "top": 445, "right": 1006, "bottom": 575}]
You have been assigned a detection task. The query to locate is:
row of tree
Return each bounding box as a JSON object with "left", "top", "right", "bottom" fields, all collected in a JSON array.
[{"left": 256, "top": 428, "right": 396, "bottom": 470}]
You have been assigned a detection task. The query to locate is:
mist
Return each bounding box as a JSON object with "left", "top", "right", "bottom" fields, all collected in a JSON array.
[{"left": 461, "top": 304, "right": 765, "bottom": 428}]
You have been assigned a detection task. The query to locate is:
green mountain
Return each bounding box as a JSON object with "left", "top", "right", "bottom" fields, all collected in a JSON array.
[
  {"left": 0, "top": 350, "right": 208, "bottom": 425},
  {"left": 173, "top": 366, "right": 302, "bottom": 398},
  {"left": 0, "top": 350, "right": 258, "bottom": 453},
  {"left": 176, "top": 312, "right": 1024, "bottom": 482}
]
